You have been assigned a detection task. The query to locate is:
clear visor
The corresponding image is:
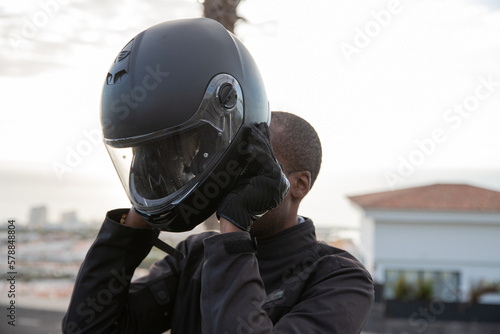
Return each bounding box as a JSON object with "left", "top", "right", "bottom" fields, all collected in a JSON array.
[{"left": 104, "top": 74, "right": 243, "bottom": 214}]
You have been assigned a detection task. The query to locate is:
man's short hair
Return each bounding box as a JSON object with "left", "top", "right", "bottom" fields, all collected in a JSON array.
[{"left": 271, "top": 111, "right": 322, "bottom": 189}]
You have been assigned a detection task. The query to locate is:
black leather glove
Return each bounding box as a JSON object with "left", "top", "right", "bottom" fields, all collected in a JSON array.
[{"left": 217, "top": 122, "right": 290, "bottom": 231}]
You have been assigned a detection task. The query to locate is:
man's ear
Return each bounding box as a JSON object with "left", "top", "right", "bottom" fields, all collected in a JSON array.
[{"left": 288, "top": 171, "right": 311, "bottom": 200}]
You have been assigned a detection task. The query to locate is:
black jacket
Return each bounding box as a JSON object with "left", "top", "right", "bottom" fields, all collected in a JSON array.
[{"left": 63, "top": 209, "right": 373, "bottom": 333}]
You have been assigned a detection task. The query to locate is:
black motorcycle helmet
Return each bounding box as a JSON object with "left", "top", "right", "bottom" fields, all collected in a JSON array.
[{"left": 101, "top": 18, "right": 270, "bottom": 232}]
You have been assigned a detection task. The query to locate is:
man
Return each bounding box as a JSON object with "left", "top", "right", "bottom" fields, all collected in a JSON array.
[
  {"left": 63, "top": 111, "right": 373, "bottom": 334},
  {"left": 63, "top": 18, "right": 373, "bottom": 333}
]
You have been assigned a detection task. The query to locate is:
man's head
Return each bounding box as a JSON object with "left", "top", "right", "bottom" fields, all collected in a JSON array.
[{"left": 250, "top": 111, "right": 322, "bottom": 238}]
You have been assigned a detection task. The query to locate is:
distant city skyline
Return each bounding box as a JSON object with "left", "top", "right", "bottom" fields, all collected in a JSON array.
[{"left": 2, "top": 161, "right": 499, "bottom": 229}]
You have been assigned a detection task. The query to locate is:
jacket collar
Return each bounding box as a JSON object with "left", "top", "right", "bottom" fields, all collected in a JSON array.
[{"left": 255, "top": 217, "right": 317, "bottom": 260}]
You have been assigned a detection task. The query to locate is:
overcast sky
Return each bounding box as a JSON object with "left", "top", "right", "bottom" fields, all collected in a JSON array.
[{"left": 1, "top": 0, "right": 500, "bottom": 227}]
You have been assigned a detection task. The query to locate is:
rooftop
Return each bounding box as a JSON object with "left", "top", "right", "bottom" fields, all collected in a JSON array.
[{"left": 348, "top": 184, "right": 500, "bottom": 212}]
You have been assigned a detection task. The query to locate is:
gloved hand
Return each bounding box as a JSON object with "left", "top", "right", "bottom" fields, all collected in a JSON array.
[{"left": 217, "top": 122, "right": 290, "bottom": 231}]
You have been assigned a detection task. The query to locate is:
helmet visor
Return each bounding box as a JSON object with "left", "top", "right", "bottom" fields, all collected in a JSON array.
[{"left": 104, "top": 74, "right": 243, "bottom": 215}]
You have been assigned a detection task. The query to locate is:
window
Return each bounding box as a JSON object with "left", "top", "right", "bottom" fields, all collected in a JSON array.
[{"left": 385, "top": 269, "right": 460, "bottom": 301}]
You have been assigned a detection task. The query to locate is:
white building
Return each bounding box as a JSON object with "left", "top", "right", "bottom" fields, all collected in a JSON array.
[{"left": 349, "top": 184, "right": 500, "bottom": 302}]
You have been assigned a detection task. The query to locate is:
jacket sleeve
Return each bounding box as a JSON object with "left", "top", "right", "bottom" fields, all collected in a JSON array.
[
  {"left": 62, "top": 209, "right": 178, "bottom": 334},
  {"left": 201, "top": 232, "right": 374, "bottom": 334}
]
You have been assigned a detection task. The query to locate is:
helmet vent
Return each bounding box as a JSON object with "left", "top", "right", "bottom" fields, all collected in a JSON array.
[
  {"left": 116, "top": 50, "right": 130, "bottom": 62},
  {"left": 106, "top": 39, "right": 133, "bottom": 85},
  {"left": 113, "top": 70, "right": 127, "bottom": 84},
  {"left": 114, "top": 39, "right": 134, "bottom": 63},
  {"left": 107, "top": 70, "right": 128, "bottom": 85}
]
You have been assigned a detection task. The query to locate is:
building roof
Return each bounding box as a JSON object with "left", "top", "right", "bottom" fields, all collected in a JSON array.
[{"left": 348, "top": 184, "right": 500, "bottom": 212}]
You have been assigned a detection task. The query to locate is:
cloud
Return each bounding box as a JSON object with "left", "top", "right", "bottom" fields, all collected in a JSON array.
[
  {"left": 476, "top": 0, "right": 500, "bottom": 10},
  {"left": 0, "top": 0, "right": 202, "bottom": 76}
]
